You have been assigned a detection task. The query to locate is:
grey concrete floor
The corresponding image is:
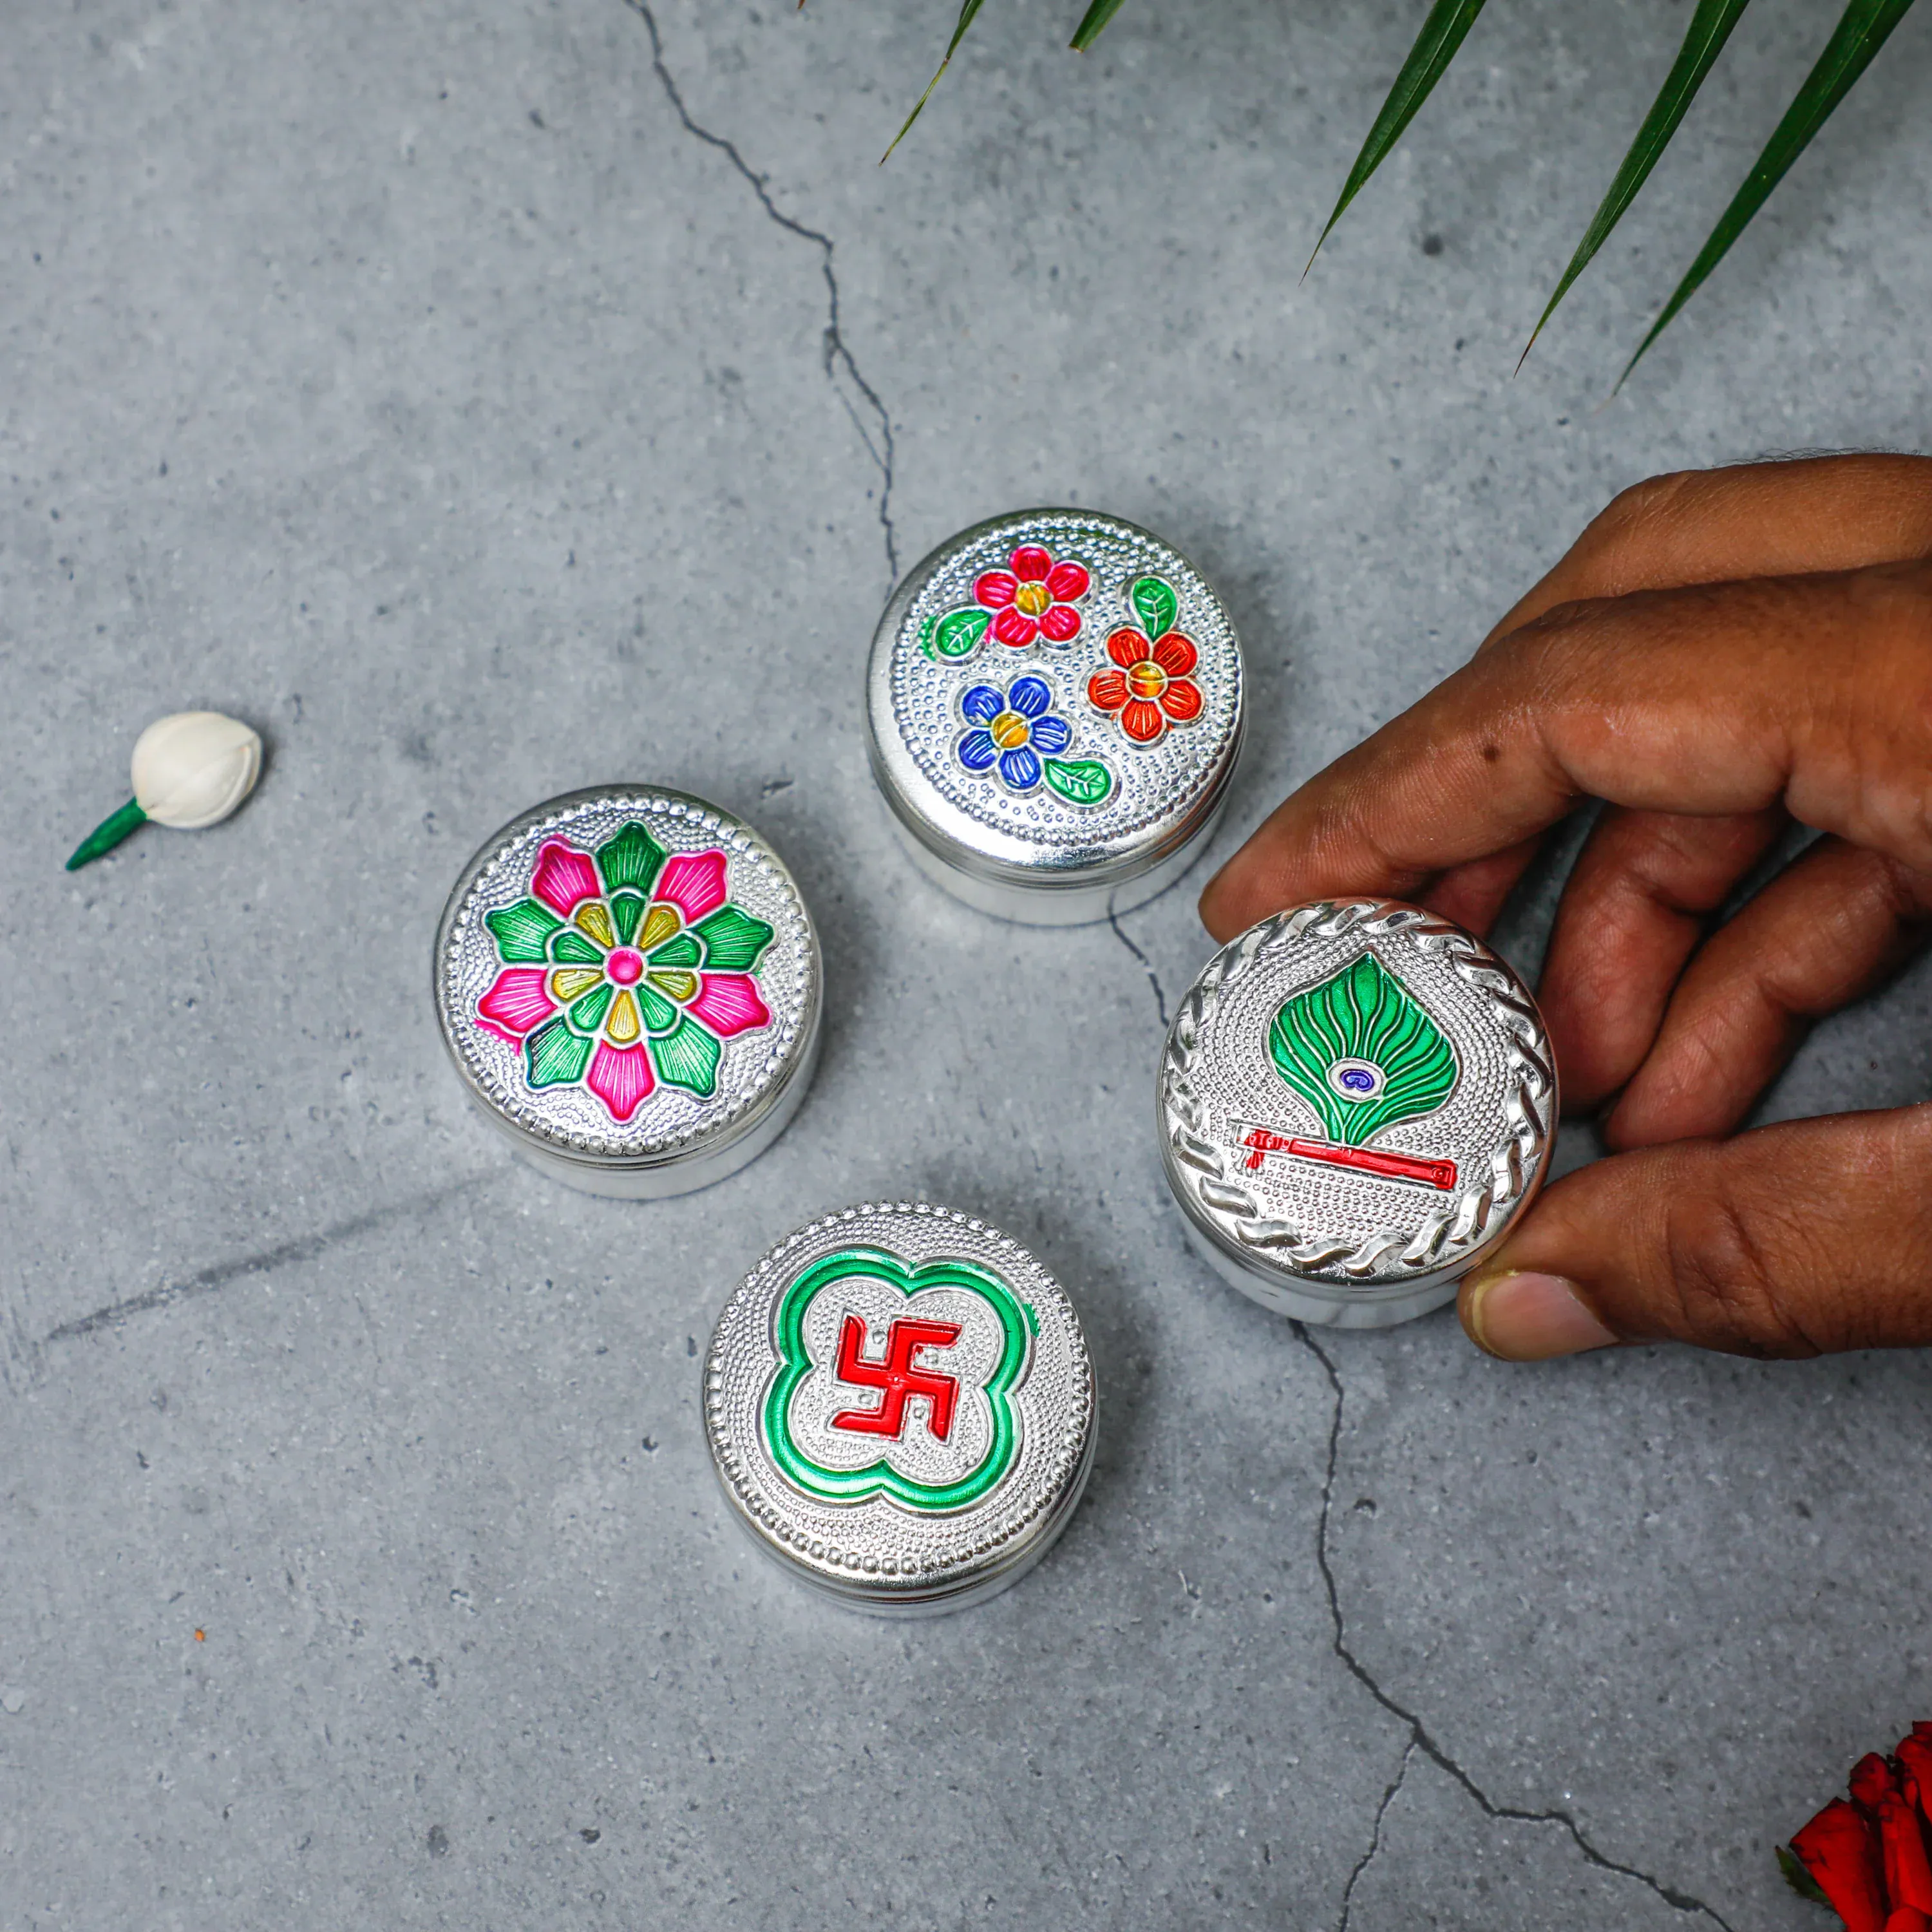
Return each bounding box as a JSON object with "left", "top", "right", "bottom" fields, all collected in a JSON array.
[{"left": 5, "top": 0, "right": 1932, "bottom": 1925}]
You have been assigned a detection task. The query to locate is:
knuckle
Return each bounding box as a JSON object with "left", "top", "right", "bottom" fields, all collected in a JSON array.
[
  {"left": 1570, "top": 471, "right": 1700, "bottom": 579},
  {"left": 1657, "top": 1186, "right": 1822, "bottom": 1358}
]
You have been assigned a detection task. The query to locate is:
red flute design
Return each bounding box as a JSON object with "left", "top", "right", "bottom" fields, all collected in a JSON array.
[{"left": 1242, "top": 1128, "right": 1457, "bottom": 1192}]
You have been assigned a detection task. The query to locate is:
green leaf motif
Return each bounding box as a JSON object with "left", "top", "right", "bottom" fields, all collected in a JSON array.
[
  {"left": 1775, "top": 1846, "right": 1829, "bottom": 1908},
  {"left": 567, "top": 982, "right": 615, "bottom": 1036},
  {"left": 694, "top": 904, "right": 775, "bottom": 971},
  {"left": 549, "top": 929, "right": 603, "bottom": 966},
  {"left": 1523, "top": 0, "right": 1754, "bottom": 365},
  {"left": 596, "top": 820, "right": 667, "bottom": 896},
  {"left": 1623, "top": 0, "right": 1919, "bottom": 383},
  {"left": 1069, "top": 0, "right": 1131, "bottom": 51},
  {"left": 1129, "top": 575, "right": 1178, "bottom": 643},
  {"left": 650, "top": 1013, "right": 723, "bottom": 1097},
  {"left": 1267, "top": 952, "right": 1458, "bottom": 1147},
  {"left": 486, "top": 897, "right": 563, "bottom": 964},
  {"left": 1310, "top": 0, "right": 1490, "bottom": 269},
  {"left": 1042, "top": 757, "right": 1115, "bottom": 806},
  {"left": 526, "top": 1015, "right": 594, "bottom": 1089},
  {"left": 929, "top": 606, "right": 991, "bottom": 661}
]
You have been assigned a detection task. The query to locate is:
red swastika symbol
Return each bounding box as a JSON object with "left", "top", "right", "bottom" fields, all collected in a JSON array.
[{"left": 829, "top": 1314, "right": 964, "bottom": 1443}]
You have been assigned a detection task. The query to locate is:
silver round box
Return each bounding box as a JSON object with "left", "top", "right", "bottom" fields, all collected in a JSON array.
[
  {"left": 704, "top": 1202, "right": 1097, "bottom": 1615},
  {"left": 866, "top": 508, "right": 1245, "bottom": 925},
  {"left": 1159, "top": 900, "right": 1557, "bottom": 1329},
  {"left": 434, "top": 786, "right": 821, "bottom": 1198}
]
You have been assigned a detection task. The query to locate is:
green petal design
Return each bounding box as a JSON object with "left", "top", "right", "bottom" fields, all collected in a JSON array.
[
  {"left": 1267, "top": 952, "right": 1459, "bottom": 1147},
  {"left": 635, "top": 981, "right": 679, "bottom": 1034},
  {"left": 928, "top": 607, "right": 992, "bottom": 661},
  {"left": 646, "top": 931, "right": 703, "bottom": 971},
  {"left": 1129, "top": 576, "right": 1178, "bottom": 643},
  {"left": 692, "top": 904, "right": 774, "bottom": 972},
  {"left": 526, "top": 1014, "right": 594, "bottom": 1088},
  {"left": 596, "top": 820, "right": 667, "bottom": 896},
  {"left": 549, "top": 929, "right": 604, "bottom": 965},
  {"left": 609, "top": 890, "right": 645, "bottom": 946},
  {"left": 567, "top": 982, "right": 615, "bottom": 1036},
  {"left": 649, "top": 1014, "right": 722, "bottom": 1097},
  {"left": 1042, "top": 757, "right": 1115, "bottom": 806},
  {"left": 486, "top": 897, "right": 563, "bottom": 964}
]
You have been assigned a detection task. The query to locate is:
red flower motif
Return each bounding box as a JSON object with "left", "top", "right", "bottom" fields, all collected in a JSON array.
[
  {"left": 1788, "top": 1725, "right": 1932, "bottom": 1931},
  {"left": 1086, "top": 626, "right": 1204, "bottom": 744},
  {"left": 972, "top": 545, "right": 1090, "bottom": 649}
]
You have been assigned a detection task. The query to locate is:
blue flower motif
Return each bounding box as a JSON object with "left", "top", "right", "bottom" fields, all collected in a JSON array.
[{"left": 957, "top": 675, "right": 1074, "bottom": 792}]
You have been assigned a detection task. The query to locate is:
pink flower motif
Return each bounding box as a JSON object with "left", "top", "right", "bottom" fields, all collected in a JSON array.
[
  {"left": 475, "top": 821, "right": 776, "bottom": 1123},
  {"left": 972, "top": 545, "right": 1091, "bottom": 649}
]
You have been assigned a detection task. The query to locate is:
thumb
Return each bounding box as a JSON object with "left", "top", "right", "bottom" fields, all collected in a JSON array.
[{"left": 1459, "top": 1105, "right": 1932, "bottom": 1359}]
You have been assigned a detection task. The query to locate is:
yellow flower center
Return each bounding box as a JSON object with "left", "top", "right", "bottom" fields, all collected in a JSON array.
[
  {"left": 1014, "top": 581, "right": 1051, "bottom": 618},
  {"left": 990, "top": 710, "right": 1031, "bottom": 750},
  {"left": 1128, "top": 661, "right": 1168, "bottom": 701}
]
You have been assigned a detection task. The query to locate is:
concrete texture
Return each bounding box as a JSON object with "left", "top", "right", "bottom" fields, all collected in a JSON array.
[{"left": 5, "top": 0, "right": 1932, "bottom": 1924}]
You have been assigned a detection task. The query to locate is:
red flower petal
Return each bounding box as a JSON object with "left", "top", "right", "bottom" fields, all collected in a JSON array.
[
  {"left": 1151, "top": 629, "right": 1199, "bottom": 679},
  {"left": 1879, "top": 1792, "right": 1932, "bottom": 1913},
  {"left": 1856, "top": 1756, "right": 1901, "bottom": 1814},
  {"left": 531, "top": 838, "right": 601, "bottom": 916},
  {"left": 477, "top": 966, "right": 556, "bottom": 1042},
  {"left": 1159, "top": 676, "right": 1204, "bottom": 723},
  {"left": 1886, "top": 1911, "right": 1932, "bottom": 1932},
  {"left": 686, "top": 972, "right": 770, "bottom": 1039},
  {"left": 1087, "top": 668, "right": 1129, "bottom": 712},
  {"left": 586, "top": 1041, "right": 654, "bottom": 1122},
  {"left": 1121, "top": 699, "right": 1166, "bottom": 743},
  {"left": 993, "top": 606, "right": 1039, "bottom": 649},
  {"left": 656, "top": 849, "right": 728, "bottom": 924},
  {"left": 1106, "top": 626, "right": 1151, "bottom": 671},
  {"left": 1794, "top": 1800, "right": 1889, "bottom": 1932},
  {"left": 1009, "top": 545, "right": 1052, "bottom": 583},
  {"left": 1038, "top": 603, "right": 1081, "bottom": 643},
  {"left": 1897, "top": 1739, "right": 1932, "bottom": 1823},
  {"left": 1045, "top": 560, "right": 1089, "bottom": 602},
  {"left": 974, "top": 569, "right": 1018, "bottom": 609}
]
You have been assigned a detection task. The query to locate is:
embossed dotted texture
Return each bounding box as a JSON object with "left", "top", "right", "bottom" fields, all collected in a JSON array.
[
  {"left": 881, "top": 511, "right": 1241, "bottom": 866},
  {"left": 436, "top": 791, "right": 817, "bottom": 1162},
  {"left": 1162, "top": 904, "right": 1555, "bottom": 1289},
  {"left": 705, "top": 1203, "right": 1095, "bottom": 1607}
]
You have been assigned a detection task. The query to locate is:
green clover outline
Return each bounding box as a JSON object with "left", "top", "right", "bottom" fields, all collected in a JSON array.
[{"left": 761, "top": 1245, "right": 1032, "bottom": 1513}]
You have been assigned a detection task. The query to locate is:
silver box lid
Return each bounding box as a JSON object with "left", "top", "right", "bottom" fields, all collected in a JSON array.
[
  {"left": 1159, "top": 900, "right": 1558, "bottom": 1329},
  {"left": 705, "top": 1202, "right": 1097, "bottom": 1615},
  {"left": 434, "top": 786, "right": 821, "bottom": 1198},
  {"left": 867, "top": 508, "right": 1245, "bottom": 925}
]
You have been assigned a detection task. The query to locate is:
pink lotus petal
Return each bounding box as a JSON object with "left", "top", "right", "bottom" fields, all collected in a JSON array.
[
  {"left": 687, "top": 972, "right": 771, "bottom": 1039},
  {"left": 477, "top": 966, "right": 556, "bottom": 1042},
  {"left": 656, "top": 849, "right": 728, "bottom": 924},
  {"left": 531, "top": 838, "right": 601, "bottom": 916},
  {"left": 587, "top": 1041, "right": 655, "bottom": 1122}
]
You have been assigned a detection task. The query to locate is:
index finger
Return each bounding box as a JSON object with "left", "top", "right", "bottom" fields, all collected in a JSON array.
[{"left": 1198, "top": 561, "right": 1932, "bottom": 941}]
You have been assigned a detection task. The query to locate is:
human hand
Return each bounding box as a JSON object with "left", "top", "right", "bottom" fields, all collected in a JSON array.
[{"left": 1200, "top": 455, "right": 1932, "bottom": 1360}]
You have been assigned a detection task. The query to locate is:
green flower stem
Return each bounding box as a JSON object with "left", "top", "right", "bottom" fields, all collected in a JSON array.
[{"left": 66, "top": 798, "right": 147, "bottom": 871}]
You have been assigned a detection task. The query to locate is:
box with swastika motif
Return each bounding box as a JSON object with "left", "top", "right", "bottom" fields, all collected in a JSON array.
[{"left": 704, "top": 1202, "right": 1097, "bottom": 1614}]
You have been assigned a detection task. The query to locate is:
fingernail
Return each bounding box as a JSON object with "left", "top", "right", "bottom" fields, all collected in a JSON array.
[{"left": 1463, "top": 1270, "right": 1618, "bottom": 1361}]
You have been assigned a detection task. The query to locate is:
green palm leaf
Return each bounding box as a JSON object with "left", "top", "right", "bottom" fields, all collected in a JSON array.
[
  {"left": 882, "top": 0, "right": 989, "bottom": 162},
  {"left": 1070, "top": 0, "right": 1131, "bottom": 52},
  {"left": 1622, "top": 0, "right": 1920, "bottom": 381},
  {"left": 1521, "top": 0, "right": 1755, "bottom": 367},
  {"left": 1307, "top": 0, "right": 1490, "bottom": 273}
]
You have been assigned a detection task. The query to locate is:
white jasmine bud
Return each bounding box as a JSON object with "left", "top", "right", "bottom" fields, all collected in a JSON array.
[{"left": 67, "top": 710, "right": 263, "bottom": 869}]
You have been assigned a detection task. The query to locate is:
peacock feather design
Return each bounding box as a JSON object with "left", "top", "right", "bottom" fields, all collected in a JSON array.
[{"left": 1267, "top": 951, "right": 1459, "bottom": 1148}]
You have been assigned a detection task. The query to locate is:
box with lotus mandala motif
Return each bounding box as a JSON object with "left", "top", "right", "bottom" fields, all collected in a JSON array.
[
  {"left": 866, "top": 509, "right": 1245, "bottom": 924},
  {"left": 1159, "top": 900, "right": 1558, "bottom": 1329},
  {"left": 435, "top": 787, "right": 821, "bottom": 1198},
  {"left": 705, "top": 1202, "right": 1097, "bottom": 1614}
]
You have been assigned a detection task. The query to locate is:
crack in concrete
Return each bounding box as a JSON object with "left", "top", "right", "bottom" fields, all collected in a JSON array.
[
  {"left": 1337, "top": 1739, "right": 1414, "bottom": 1932},
  {"left": 1293, "top": 1322, "right": 1739, "bottom": 1932},
  {"left": 42, "top": 1173, "right": 496, "bottom": 1344},
  {"left": 1106, "top": 904, "right": 1168, "bottom": 1028},
  {"left": 620, "top": 0, "right": 898, "bottom": 583}
]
